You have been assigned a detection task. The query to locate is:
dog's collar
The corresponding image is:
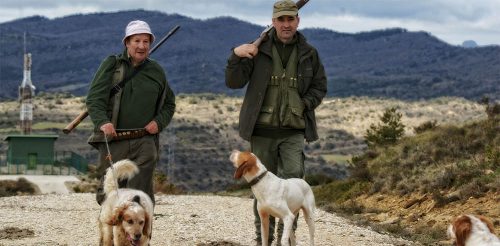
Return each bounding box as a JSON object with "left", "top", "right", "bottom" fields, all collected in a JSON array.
[{"left": 248, "top": 171, "right": 268, "bottom": 187}]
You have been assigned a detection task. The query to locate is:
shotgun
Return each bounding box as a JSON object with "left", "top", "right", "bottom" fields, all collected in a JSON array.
[
  {"left": 252, "top": 0, "right": 310, "bottom": 47},
  {"left": 62, "top": 25, "right": 180, "bottom": 134}
]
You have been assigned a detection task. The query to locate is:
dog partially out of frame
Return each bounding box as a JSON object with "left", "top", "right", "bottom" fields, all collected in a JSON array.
[
  {"left": 447, "top": 214, "right": 500, "bottom": 246},
  {"left": 98, "top": 159, "right": 154, "bottom": 246},
  {"left": 229, "top": 150, "right": 315, "bottom": 246}
]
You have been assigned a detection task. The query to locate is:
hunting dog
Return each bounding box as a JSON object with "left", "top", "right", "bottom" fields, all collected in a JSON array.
[
  {"left": 447, "top": 214, "right": 500, "bottom": 246},
  {"left": 98, "top": 159, "right": 154, "bottom": 246},
  {"left": 229, "top": 150, "right": 315, "bottom": 246}
]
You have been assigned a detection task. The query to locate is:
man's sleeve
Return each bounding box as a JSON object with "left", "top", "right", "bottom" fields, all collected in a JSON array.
[
  {"left": 154, "top": 73, "right": 176, "bottom": 132},
  {"left": 302, "top": 49, "right": 327, "bottom": 111},
  {"left": 225, "top": 50, "right": 254, "bottom": 89}
]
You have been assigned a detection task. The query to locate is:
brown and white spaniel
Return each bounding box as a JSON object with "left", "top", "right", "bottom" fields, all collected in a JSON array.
[
  {"left": 447, "top": 214, "right": 500, "bottom": 246},
  {"left": 98, "top": 159, "right": 154, "bottom": 246}
]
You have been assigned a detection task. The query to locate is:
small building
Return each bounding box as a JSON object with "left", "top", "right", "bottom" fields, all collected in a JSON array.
[
  {"left": 4, "top": 135, "right": 58, "bottom": 168},
  {"left": 2, "top": 135, "right": 88, "bottom": 175}
]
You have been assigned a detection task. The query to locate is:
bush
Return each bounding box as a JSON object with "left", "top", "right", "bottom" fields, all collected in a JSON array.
[
  {"left": 349, "top": 154, "right": 372, "bottom": 182},
  {"left": 305, "top": 174, "right": 335, "bottom": 186},
  {"left": 413, "top": 120, "right": 438, "bottom": 134},
  {"left": 365, "top": 107, "right": 405, "bottom": 147},
  {"left": 154, "top": 171, "right": 183, "bottom": 194},
  {"left": 313, "top": 179, "right": 371, "bottom": 205},
  {"left": 479, "top": 96, "right": 500, "bottom": 121},
  {"left": 0, "top": 178, "right": 37, "bottom": 197}
]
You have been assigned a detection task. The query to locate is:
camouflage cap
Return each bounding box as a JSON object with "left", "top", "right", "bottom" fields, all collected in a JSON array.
[{"left": 273, "top": 0, "right": 298, "bottom": 18}]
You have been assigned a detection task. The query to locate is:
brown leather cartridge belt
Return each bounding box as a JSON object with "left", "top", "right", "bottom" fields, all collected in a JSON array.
[{"left": 114, "top": 129, "right": 149, "bottom": 141}]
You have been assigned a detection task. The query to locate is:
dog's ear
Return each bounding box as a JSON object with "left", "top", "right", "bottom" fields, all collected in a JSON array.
[
  {"left": 453, "top": 216, "right": 471, "bottom": 246},
  {"left": 106, "top": 203, "right": 129, "bottom": 225},
  {"left": 132, "top": 195, "right": 141, "bottom": 204},
  {"left": 477, "top": 215, "right": 495, "bottom": 233},
  {"left": 234, "top": 161, "right": 249, "bottom": 179},
  {"left": 143, "top": 212, "right": 152, "bottom": 239}
]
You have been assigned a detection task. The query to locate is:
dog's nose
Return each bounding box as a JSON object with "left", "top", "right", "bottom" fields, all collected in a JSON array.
[{"left": 134, "top": 233, "right": 142, "bottom": 240}]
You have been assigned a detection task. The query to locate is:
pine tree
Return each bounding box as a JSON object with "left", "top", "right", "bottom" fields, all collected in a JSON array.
[{"left": 365, "top": 107, "right": 405, "bottom": 148}]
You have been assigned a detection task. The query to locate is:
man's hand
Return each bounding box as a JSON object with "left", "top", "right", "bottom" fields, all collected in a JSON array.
[
  {"left": 100, "top": 123, "right": 117, "bottom": 137},
  {"left": 145, "top": 120, "right": 159, "bottom": 134},
  {"left": 234, "top": 44, "right": 258, "bottom": 59}
]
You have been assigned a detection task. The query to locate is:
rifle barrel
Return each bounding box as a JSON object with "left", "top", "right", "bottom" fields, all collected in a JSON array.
[{"left": 150, "top": 25, "right": 180, "bottom": 54}]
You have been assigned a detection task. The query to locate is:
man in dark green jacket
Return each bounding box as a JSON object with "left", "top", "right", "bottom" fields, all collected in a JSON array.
[
  {"left": 86, "top": 20, "right": 175, "bottom": 205},
  {"left": 225, "top": 0, "right": 327, "bottom": 244}
]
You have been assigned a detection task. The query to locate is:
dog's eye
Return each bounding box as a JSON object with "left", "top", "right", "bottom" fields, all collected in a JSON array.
[
  {"left": 127, "top": 219, "right": 134, "bottom": 224},
  {"left": 139, "top": 220, "right": 144, "bottom": 225}
]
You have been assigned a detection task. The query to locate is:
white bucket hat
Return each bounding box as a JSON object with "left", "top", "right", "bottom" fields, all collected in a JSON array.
[{"left": 122, "top": 20, "right": 155, "bottom": 45}]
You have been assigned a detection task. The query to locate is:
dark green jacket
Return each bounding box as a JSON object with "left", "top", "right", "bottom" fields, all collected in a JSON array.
[
  {"left": 225, "top": 30, "right": 327, "bottom": 142},
  {"left": 86, "top": 49, "right": 175, "bottom": 135}
]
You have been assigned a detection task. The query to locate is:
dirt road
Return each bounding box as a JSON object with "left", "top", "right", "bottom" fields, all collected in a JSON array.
[{"left": 0, "top": 193, "right": 415, "bottom": 245}]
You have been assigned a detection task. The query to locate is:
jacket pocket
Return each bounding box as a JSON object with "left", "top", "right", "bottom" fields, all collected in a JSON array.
[
  {"left": 256, "top": 106, "right": 274, "bottom": 125},
  {"left": 283, "top": 106, "right": 305, "bottom": 129}
]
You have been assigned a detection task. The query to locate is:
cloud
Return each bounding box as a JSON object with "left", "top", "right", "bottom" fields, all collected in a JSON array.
[{"left": 0, "top": 0, "right": 499, "bottom": 46}]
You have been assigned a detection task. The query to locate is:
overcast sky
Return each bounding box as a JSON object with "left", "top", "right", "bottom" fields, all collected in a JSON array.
[{"left": 1, "top": 0, "right": 499, "bottom": 46}]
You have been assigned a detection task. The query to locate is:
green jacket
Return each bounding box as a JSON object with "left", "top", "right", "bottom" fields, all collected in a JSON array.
[
  {"left": 225, "top": 30, "right": 327, "bottom": 142},
  {"left": 86, "top": 49, "right": 175, "bottom": 136}
]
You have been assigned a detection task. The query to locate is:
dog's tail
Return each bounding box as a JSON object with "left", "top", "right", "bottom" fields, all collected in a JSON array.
[{"left": 103, "top": 159, "right": 139, "bottom": 195}]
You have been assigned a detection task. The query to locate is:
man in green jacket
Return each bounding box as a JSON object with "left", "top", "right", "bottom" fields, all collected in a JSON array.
[
  {"left": 225, "top": 0, "right": 327, "bottom": 244},
  {"left": 86, "top": 20, "right": 175, "bottom": 205}
]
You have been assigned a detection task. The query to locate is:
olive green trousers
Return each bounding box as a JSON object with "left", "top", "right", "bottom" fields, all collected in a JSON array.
[
  {"left": 251, "top": 133, "right": 305, "bottom": 243},
  {"left": 95, "top": 135, "right": 158, "bottom": 205}
]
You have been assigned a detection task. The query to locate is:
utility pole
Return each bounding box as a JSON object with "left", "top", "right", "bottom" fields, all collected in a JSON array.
[{"left": 19, "top": 32, "right": 35, "bottom": 134}]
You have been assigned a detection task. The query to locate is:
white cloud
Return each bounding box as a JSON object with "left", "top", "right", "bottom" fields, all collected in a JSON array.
[{"left": 0, "top": 0, "right": 499, "bottom": 46}]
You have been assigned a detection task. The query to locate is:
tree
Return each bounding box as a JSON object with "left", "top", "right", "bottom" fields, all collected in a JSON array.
[{"left": 365, "top": 107, "right": 405, "bottom": 147}]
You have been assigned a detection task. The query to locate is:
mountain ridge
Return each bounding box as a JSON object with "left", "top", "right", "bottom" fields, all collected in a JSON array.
[{"left": 0, "top": 9, "right": 499, "bottom": 100}]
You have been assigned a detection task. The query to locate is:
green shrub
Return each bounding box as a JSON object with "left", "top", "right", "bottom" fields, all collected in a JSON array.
[
  {"left": 313, "top": 179, "right": 371, "bottom": 205},
  {"left": 365, "top": 107, "right": 405, "bottom": 147},
  {"left": 305, "top": 174, "right": 335, "bottom": 186},
  {"left": 413, "top": 120, "right": 438, "bottom": 134}
]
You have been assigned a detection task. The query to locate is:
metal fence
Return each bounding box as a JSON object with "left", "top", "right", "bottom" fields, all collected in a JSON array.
[{"left": 0, "top": 151, "right": 88, "bottom": 175}]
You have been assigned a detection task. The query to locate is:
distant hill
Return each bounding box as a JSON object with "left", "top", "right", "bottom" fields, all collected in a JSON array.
[
  {"left": 462, "top": 40, "right": 478, "bottom": 48},
  {"left": 0, "top": 10, "right": 499, "bottom": 100}
]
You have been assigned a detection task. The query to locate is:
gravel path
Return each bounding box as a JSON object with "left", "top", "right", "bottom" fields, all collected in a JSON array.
[{"left": 0, "top": 193, "right": 415, "bottom": 246}]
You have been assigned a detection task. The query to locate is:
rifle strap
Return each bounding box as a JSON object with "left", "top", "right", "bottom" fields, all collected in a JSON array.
[
  {"left": 110, "top": 59, "right": 126, "bottom": 127},
  {"left": 109, "top": 58, "right": 150, "bottom": 97},
  {"left": 109, "top": 57, "right": 149, "bottom": 126}
]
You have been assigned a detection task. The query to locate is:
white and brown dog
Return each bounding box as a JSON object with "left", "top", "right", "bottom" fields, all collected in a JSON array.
[
  {"left": 447, "top": 214, "right": 500, "bottom": 246},
  {"left": 230, "top": 150, "right": 315, "bottom": 246},
  {"left": 98, "top": 159, "right": 154, "bottom": 246}
]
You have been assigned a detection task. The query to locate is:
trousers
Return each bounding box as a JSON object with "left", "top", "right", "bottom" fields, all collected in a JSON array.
[{"left": 95, "top": 135, "right": 158, "bottom": 205}]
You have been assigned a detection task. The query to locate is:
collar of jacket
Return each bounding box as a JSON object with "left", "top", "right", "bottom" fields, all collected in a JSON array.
[{"left": 260, "top": 29, "right": 313, "bottom": 59}]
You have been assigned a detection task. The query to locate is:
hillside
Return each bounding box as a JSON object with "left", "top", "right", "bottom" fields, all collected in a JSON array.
[
  {"left": 1, "top": 10, "right": 499, "bottom": 100},
  {"left": 0, "top": 93, "right": 487, "bottom": 192},
  {"left": 314, "top": 105, "right": 499, "bottom": 244}
]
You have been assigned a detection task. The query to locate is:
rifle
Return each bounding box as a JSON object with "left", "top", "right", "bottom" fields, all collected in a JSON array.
[
  {"left": 62, "top": 25, "right": 180, "bottom": 134},
  {"left": 252, "top": 0, "right": 310, "bottom": 47}
]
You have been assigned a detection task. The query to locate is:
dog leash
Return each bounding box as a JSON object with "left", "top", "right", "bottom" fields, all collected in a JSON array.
[{"left": 104, "top": 134, "right": 120, "bottom": 196}]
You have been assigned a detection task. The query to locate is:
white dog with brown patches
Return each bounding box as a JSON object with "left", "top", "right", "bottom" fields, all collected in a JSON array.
[
  {"left": 447, "top": 214, "right": 500, "bottom": 246},
  {"left": 98, "top": 159, "right": 154, "bottom": 246},
  {"left": 230, "top": 150, "right": 315, "bottom": 246}
]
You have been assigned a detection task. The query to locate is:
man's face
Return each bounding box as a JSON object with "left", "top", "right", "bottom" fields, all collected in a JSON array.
[
  {"left": 272, "top": 15, "right": 300, "bottom": 43},
  {"left": 125, "top": 33, "right": 151, "bottom": 65}
]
